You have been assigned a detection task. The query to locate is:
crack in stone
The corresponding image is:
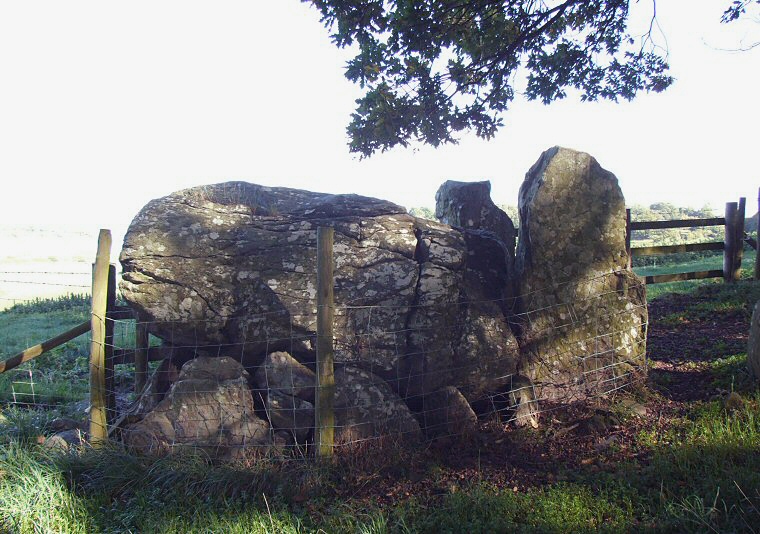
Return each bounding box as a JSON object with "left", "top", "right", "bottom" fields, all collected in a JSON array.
[{"left": 127, "top": 266, "right": 224, "bottom": 319}]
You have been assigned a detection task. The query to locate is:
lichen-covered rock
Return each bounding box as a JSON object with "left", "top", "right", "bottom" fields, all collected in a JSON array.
[
  {"left": 420, "top": 386, "right": 478, "bottom": 439},
  {"left": 43, "top": 429, "right": 85, "bottom": 451},
  {"left": 120, "top": 182, "right": 520, "bottom": 402},
  {"left": 253, "top": 351, "right": 316, "bottom": 403},
  {"left": 507, "top": 376, "right": 539, "bottom": 428},
  {"left": 515, "top": 147, "right": 647, "bottom": 401},
  {"left": 123, "top": 356, "right": 270, "bottom": 455},
  {"left": 747, "top": 301, "right": 760, "bottom": 380},
  {"left": 252, "top": 351, "right": 316, "bottom": 441},
  {"left": 334, "top": 366, "right": 423, "bottom": 444},
  {"left": 435, "top": 180, "right": 516, "bottom": 258}
]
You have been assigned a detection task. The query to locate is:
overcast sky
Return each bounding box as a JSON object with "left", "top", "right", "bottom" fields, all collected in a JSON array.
[{"left": 1, "top": 0, "right": 759, "bottom": 239}]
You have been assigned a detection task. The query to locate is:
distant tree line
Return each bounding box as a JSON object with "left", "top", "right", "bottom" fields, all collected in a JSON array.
[
  {"left": 409, "top": 202, "right": 755, "bottom": 268},
  {"left": 628, "top": 203, "right": 722, "bottom": 246},
  {"left": 411, "top": 202, "right": 727, "bottom": 241}
]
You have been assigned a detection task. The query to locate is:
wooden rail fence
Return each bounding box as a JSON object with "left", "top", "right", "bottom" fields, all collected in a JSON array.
[
  {"left": 626, "top": 194, "right": 758, "bottom": 285},
  {"left": 0, "top": 230, "right": 150, "bottom": 444},
  {"left": 0, "top": 227, "right": 339, "bottom": 455}
]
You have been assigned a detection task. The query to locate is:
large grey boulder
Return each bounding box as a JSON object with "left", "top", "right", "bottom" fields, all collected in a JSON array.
[
  {"left": 123, "top": 356, "right": 270, "bottom": 455},
  {"left": 250, "top": 353, "right": 422, "bottom": 443},
  {"left": 515, "top": 147, "right": 648, "bottom": 401},
  {"left": 120, "top": 182, "right": 520, "bottom": 401},
  {"left": 43, "top": 429, "right": 86, "bottom": 451},
  {"left": 334, "top": 366, "right": 423, "bottom": 444},
  {"left": 265, "top": 390, "right": 314, "bottom": 442},
  {"left": 254, "top": 351, "right": 316, "bottom": 402}
]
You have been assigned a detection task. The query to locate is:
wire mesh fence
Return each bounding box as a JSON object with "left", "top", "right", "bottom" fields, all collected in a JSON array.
[{"left": 1, "top": 265, "right": 647, "bottom": 460}]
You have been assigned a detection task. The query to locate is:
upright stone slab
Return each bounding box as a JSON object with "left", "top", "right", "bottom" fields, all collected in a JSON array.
[
  {"left": 333, "top": 366, "right": 423, "bottom": 444},
  {"left": 435, "top": 180, "right": 516, "bottom": 259},
  {"left": 515, "top": 147, "right": 647, "bottom": 401}
]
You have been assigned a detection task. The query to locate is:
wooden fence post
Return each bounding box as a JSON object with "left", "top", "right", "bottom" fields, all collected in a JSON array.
[
  {"left": 104, "top": 264, "right": 116, "bottom": 425},
  {"left": 90, "top": 229, "right": 112, "bottom": 445},
  {"left": 315, "top": 226, "right": 335, "bottom": 460},
  {"left": 135, "top": 315, "right": 149, "bottom": 394},
  {"left": 724, "top": 202, "right": 737, "bottom": 282},
  {"left": 625, "top": 208, "right": 632, "bottom": 269},
  {"left": 735, "top": 197, "right": 746, "bottom": 281}
]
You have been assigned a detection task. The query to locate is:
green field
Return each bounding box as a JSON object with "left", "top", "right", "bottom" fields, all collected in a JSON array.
[
  {"left": 0, "top": 294, "right": 141, "bottom": 408},
  {"left": 635, "top": 249, "right": 757, "bottom": 299}
]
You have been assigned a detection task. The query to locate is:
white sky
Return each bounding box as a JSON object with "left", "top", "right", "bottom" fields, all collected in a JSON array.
[{"left": 1, "top": 0, "right": 759, "bottom": 241}]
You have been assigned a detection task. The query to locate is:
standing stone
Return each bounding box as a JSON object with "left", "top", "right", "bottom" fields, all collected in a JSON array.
[
  {"left": 253, "top": 351, "right": 316, "bottom": 403},
  {"left": 253, "top": 351, "right": 316, "bottom": 441},
  {"left": 402, "top": 220, "right": 519, "bottom": 399},
  {"left": 265, "top": 390, "right": 314, "bottom": 442},
  {"left": 435, "top": 180, "right": 517, "bottom": 259},
  {"left": 748, "top": 301, "right": 760, "bottom": 380},
  {"left": 515, "top": 147, "right": 647, "bottom": 401}
]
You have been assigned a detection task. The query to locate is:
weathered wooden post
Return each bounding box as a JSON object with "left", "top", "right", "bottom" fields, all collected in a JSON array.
[
  {"left": 724, "top": 202, "right": 738, "bottom": 282},
  {"left": 625, "top": 208, "right": 632, "bottom": 269},
  {"left": 315, "top": 226, "right": 335, "bottom": 460},
  {"left": 134, "top": 315, "right": 149, "bottom": 394},
  {"left": 90, "top": 229, "right": 111, "bottom": 445},
  {"left": 104, "top": 264, "right": 116, "bottom": 424},
  {"left": 735, "top": 197, "right": 746, "bottom": 281}
]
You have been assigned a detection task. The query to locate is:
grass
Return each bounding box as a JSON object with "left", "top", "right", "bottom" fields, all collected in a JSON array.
[
  {"left": 0, "top": 294, "right": 148, "bottom": 406},
  {"left": 0, "top": 295, "right": 91, "bottom": 405},
  {"left": 1, "top": 263, "right": 759, "bottom": 533},
  {"left": 634, "top": 249, "right": 756, "bottom": 300},
  {"left": 1, "top": 385, "right": 758, "bottom": 532}
]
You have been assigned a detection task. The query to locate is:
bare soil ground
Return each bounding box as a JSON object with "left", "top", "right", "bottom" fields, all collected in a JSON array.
[{"left": 302, "top": 287, "right": 753, "bottom": 512}]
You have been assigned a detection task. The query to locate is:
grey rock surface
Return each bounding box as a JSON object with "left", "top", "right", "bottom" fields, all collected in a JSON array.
[
  {"left": 43, "top": 429, "right": 85, "bottom": 451},
  {"left": 265, "top": 389, "right": 314, "bottom": 442},
  {"left": 334, "top": 366, "right": 423, "bottom": 444},
  {"left": 123, "top": 356, "right": 270, "bottom": 455},
  {"left": 515, "top": 147, "right": 648, "bottom": 401},
  {"left": 420, "top": 386, "right": 478, "bottom": 439},
  {"left": 253, "top": 351, "right": 316, "bottom": 441},
  {"left": 435, "top": 180, "right": 516, "bottom": 258},
  {"left": 253, "top": 351, "right": 316, "bottom": 403},
  {"left": 120, "top": 182, "right": 520, "bottom": 401}
]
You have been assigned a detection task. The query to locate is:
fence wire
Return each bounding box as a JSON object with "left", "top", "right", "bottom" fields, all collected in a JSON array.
[{"left": 2, "top": 267, "right": 647, "bottom": 459}]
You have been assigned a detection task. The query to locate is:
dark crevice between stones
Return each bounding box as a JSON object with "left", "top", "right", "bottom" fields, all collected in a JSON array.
[
  {"left": 134, "top": 253, "right": 234, "bottom": 261},
  {"left": 401, "top": 225, "right": 427, "bottom": 409}
]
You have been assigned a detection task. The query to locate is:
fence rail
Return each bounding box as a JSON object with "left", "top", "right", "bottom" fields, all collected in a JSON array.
[
  {"left": 626, "top": 192, "right": 758, "bottom": 284},
  {"left": 0, "top": 320, "right": 90, "bottom": 374},
  {"left": 629, "top": 217, "right": 726, "bottom": 231}
]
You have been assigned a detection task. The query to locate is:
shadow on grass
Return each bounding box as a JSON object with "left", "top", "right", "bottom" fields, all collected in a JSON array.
[{"left": 2, "top": 400, "right": 760, "bottom": 534}]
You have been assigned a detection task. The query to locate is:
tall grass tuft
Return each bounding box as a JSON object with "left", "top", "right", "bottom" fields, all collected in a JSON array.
[
  {"left": 3, "top": 293, "right": 91, "bottom": 315},
  {"left": 0, "top": 444, "right": 95, "bottom": 533}
]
